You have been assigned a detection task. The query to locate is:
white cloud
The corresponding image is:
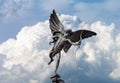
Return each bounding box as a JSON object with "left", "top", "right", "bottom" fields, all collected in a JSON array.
[
  {"left": 0, "top": 14, "right": 120, "bottom": 83},
  {"left": 0, "top": 0, "right": 32, "bottom": 17}
]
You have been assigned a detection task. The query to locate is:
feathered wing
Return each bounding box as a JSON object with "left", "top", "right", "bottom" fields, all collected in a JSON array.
[
  {"left": 49, "top": 9, "right": 64, "bottom": 36},
  {"left": 69, "top": 30, "right": 97, "bottom": 42},
  {"left": 49, "top": 10, "right": 97, "bottom": 53},
  {"left": 63, "top": 30, "right": 97, "bottom": 53}
]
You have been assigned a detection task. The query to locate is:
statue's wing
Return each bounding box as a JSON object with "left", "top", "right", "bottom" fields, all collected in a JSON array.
[
  {"left": 69, "top": 30, "right": 97, "bottom": 42},
  {"left": 63, "top": 30, "right": 97, "bottom": 53},
  {"left": 49, "top": 9, "right": 64, "bottom": 36}
]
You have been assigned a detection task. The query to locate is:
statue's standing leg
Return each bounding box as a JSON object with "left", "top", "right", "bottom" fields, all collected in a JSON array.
[{"left": 55, "top": 52, "right": 61, "bottom": 74}]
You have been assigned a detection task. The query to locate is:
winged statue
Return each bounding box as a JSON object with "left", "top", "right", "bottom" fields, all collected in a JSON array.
[{"left": 48, "top": 10, "right": 97, "bottom": 73}]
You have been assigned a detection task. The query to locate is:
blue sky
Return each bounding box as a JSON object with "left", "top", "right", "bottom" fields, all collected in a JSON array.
[{"left": 0, "top": 0, "right": 120, "bottom": 43}]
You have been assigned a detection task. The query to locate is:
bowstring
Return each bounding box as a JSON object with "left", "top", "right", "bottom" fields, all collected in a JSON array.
[{"left": 75, "top": 30, "right": 83, "bottom": 56}]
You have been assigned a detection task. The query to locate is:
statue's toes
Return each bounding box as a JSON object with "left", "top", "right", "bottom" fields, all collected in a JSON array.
[{"left": 48, "top": 61, "right": 51, "bottom": 65}]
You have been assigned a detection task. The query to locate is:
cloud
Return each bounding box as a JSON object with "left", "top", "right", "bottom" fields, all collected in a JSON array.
[
  {"left": 0, "top": 0, "right": 47, "bottom": 43},
  {"left": 0, "top": 0, "right": 32, "bottom": 17},
  {"left": 0, "top": 14, "right": 120, "bottom": 83}
]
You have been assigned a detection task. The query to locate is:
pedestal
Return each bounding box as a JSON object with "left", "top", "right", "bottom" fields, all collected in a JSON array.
[{"left": 50, "top": 74, "right": 65, "bottom": 83}]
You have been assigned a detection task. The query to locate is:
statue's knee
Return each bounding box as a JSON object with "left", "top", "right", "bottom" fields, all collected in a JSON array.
[
  {"left": 49, "top": 51, "right": 56, "bottom": 59},
  {"left": 49, "top": 54, "right": 52, "bottom": 59}
]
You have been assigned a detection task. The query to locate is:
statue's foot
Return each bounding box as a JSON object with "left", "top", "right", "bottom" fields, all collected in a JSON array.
[
  {"left": 51, "top": 73, "right": 60, "bottom": 79},
  {"left": 48, "top": 59, "right": 54, "bottom": 65}
]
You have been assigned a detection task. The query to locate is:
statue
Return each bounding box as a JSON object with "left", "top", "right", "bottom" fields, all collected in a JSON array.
[{"left": 48, "top": 10, "right": 97, "bottom": 82}]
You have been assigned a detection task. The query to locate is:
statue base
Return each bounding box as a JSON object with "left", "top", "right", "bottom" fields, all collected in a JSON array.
[{"left": 50, "top": 73, "right": 65, "bottom": 83}]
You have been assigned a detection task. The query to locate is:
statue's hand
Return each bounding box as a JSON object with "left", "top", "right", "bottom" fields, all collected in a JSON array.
[
  {"left": 49, "top": 41, "right": 54, "bottom": 45},
  {"left": 72, "top": 41, "right": 81, "bottom": 46}
]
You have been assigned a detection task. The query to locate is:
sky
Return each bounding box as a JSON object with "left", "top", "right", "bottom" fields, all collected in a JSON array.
[
  {"left": 0, "top": 0, "right": 120, "bottom": 83},
  {"left": 0, "top": 0, "right": 120, "bottom": 43}
]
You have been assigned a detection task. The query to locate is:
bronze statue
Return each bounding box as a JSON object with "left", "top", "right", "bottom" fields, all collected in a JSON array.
[{"left": 48, "top": 10, "right": 97, "bottom": 74}]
